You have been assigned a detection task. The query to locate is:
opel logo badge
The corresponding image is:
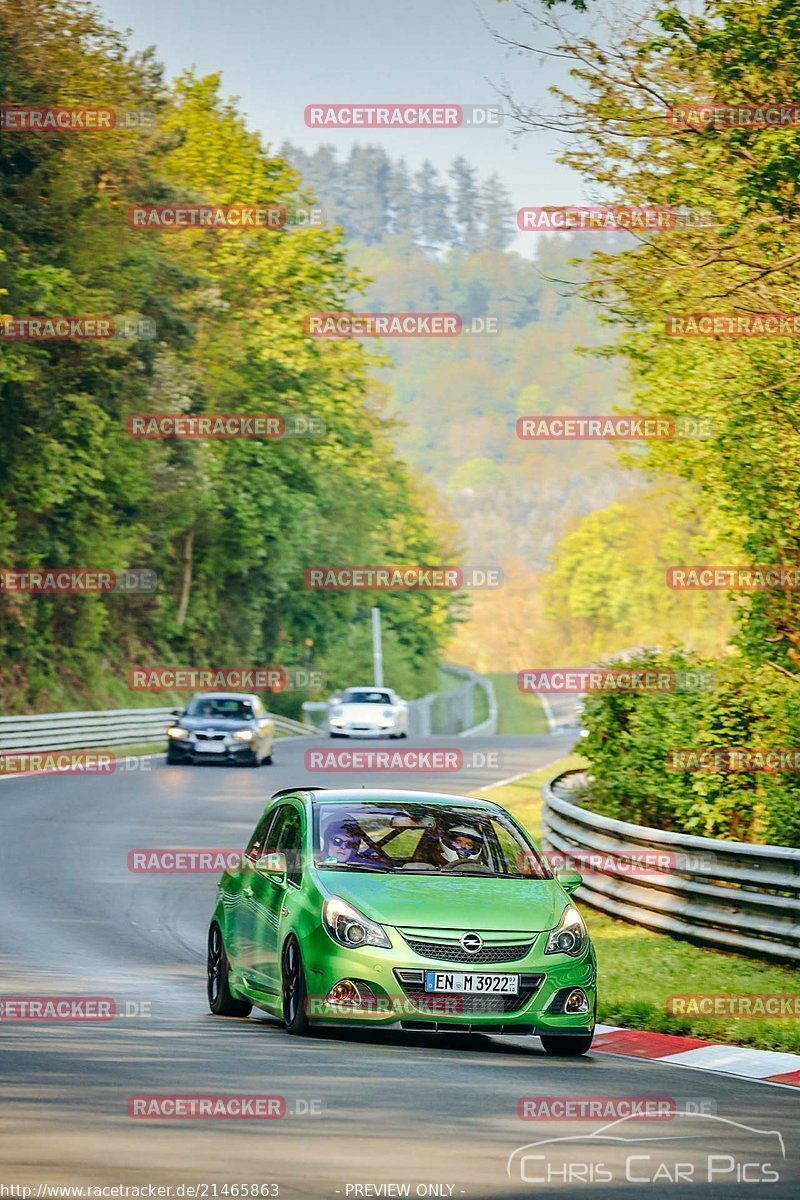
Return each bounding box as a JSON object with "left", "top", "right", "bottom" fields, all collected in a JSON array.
[{"left": 460, "top": 932, "right": 482, "bottom": 954}]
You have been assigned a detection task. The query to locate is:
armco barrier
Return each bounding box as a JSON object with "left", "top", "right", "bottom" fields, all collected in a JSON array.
[
  {"left": 0, "top": 707, "right": 311, "bottom": 754},
  {"left": 542, "top": 770, "right": 800, "bottom": 963}
]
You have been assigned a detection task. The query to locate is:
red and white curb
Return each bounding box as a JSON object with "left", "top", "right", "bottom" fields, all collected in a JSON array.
[{"left": 592, "top": 1024, "right": 800, "bottom": 1088}]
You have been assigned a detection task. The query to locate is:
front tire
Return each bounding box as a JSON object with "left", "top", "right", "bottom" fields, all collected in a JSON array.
[
  {"left": 540, "top": 1032, "right": 594, "bottom": 1056},
  {"left": 207, "top": 923, "right": 251, "bottom": 1017},
  {"left": 281, "top": 937, "right": 310, "bottom": 1035},
  {"left": 166, "top": 746, "right": 185, "bottom": 765}
]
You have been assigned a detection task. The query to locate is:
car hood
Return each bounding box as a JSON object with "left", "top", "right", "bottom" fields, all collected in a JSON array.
[
  {"left": 335, "top": 703, "right": 394, "bottom": 720},
  {"left": 316, "top": 871, "right": 567, "bottom": 932}
]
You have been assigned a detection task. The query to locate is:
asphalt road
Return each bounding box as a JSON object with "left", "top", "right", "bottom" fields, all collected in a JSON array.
[{"left": 1, "top": 733, "right": 798, "bottom": 1199}]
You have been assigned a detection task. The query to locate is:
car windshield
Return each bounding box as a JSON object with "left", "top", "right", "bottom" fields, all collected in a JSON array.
[
  {"left": 313, "top": 801, "right": 553, "bottom": 878},
  {"left": 342, "top": 690, "right": 393, "bottom": 705},
  {"left": 186, "top": 697, "right": 254, "bottom": 719}
]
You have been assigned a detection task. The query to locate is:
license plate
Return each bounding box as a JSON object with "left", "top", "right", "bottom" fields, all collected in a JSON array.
[
  {"left": 424, "top": 971, "right": 519, "bottom": 995},
  {"left": 194, "top": 741, "right": 226, "bottom": 754}
]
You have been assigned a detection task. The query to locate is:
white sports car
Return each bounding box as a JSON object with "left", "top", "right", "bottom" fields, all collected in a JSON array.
[{"left": 327, "top": 686, "right": 409, "bottom": 739}]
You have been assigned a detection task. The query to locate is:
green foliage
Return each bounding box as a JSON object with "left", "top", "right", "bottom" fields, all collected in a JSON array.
[
  {"left": 543, "top": 492, "right": 731, "bottom": 659},
  {"left": 0, "top": 0, "right": 459, "bottom": 710},
  {"left": 580, "top": 651, "right": 800, "bottom": 846}
]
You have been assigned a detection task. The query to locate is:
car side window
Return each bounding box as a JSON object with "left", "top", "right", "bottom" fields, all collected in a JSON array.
[
  {"left": 246, "top": 808, "right": 279, "bottom": 856},
  {"left": 274, "top": 806, "right": 303, "bottom": 886}
]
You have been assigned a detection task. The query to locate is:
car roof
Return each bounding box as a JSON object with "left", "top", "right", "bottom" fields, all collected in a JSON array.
[
  {"left": 342, "top": 685, "right": 392, "bottom": 692},
  {"left": 189, "top": 692, "right": 259, "bottom": 702},
  {"left": 271, "top": 786, "right": 500, "bottom": 809}
]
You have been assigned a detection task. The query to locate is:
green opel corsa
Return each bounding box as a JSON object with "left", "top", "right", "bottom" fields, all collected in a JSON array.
[{"left": 207, "top": 787, "right": 597, "bottom": 1054}]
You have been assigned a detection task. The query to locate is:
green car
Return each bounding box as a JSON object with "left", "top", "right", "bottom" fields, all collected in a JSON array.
[{"left": 207, "top": 787, "right": 597, "bottom": 1054}]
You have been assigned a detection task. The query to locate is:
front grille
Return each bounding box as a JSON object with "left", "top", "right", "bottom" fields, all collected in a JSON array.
[
  {"left": 394, "top": 969, "right": 544, "bottom": 1015},
  {"left": 195, "top": 732, "right": 226, "bottom": 741},
  {"left": 402, "top": 936, "right": 535, "bottom": 964}
]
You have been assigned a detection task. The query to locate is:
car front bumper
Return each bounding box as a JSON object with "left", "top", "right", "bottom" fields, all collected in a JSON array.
[
  {"left": 301, "top": 925, "right": 597, "bottom": 1033},
  {"left": 328, "top": 726, "right": 400, "bottom": 738},
  {"left": 167, "top": 738, "right": 257, "bottom": 761}
]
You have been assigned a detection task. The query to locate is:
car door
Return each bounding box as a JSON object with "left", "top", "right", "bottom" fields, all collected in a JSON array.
[
  {"left": 230, "top": 806, "right": 281, "bottom": 972},
  {"left": 246, "top": 803, "right": 304, "bottom": 993}
]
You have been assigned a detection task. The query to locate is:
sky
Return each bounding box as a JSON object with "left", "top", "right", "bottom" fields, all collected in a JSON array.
[{"left": 95, "top": 0, "right": 618, "bottom": 233}]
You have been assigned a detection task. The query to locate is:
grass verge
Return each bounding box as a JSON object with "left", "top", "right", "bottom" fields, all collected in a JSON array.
[
  {"left": 488, "top": 673, "right": 549, "bottom": 734},
  {"left": 490, "top": 755, "right": 800, "bottom": 1054}
]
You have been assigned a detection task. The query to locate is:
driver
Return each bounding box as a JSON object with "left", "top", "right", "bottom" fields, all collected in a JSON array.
[
  {"left": 437, "top": 823, "right": 485, "bottom": 866},
  {"left": 321, "top": 821, "right": 369, "bottom": 865}
]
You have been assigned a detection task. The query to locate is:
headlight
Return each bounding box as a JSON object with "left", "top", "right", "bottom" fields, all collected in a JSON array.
[
  {"left": 167, "top": 726, "right": 188, "bottom": 739},
  {"left": 545, "top": 905, "right": 587, "bottom": 958},
  {"left": 232, "top": 728, "right": 254, "bottom": 742},
  {"left": 323, "top": 896, "right": 391, "bottom": 949},
  {"left": 330, "top": 718, "right": 345, "bottom": 727}
]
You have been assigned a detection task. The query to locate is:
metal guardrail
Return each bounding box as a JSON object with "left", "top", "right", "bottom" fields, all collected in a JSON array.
[
  {"left": 301, "top": 664, "right": 497, "bottom": 738},
  {"left": 542, "top": 770, "right": 800, "bottom": 963},
  {"left": 0, "top": 707, "right": 311, "bottom": 753}
]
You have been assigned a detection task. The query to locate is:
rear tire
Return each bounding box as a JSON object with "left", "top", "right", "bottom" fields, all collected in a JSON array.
[
  {"left": 207, "top": 923, "right": 251, "bottom": 1017},
  {"left": 281, "top": 937, "right": 310, "bottom": 1035},
  {"left": 540, "top": 1032, "right": 594, "bottom": 1056}
]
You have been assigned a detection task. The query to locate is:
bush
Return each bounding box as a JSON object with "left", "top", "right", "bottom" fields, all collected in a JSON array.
[{"left": 580, "top": 651, "right": 800, "bottom": 846}]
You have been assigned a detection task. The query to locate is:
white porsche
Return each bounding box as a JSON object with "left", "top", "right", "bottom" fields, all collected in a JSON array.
[{"left": 327, "top": 686, "right": 409, "bottom": 739}]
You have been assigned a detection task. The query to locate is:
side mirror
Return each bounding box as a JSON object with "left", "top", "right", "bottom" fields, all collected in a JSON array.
[
  {"left": 171, "top": 708, "right": 184, "bottom": 717},
  {"left": 557, "top": 871, "right": 583, "bottom": 895},
  {"left": 255, "top": 851, "right": 287, "bottom": 883}
]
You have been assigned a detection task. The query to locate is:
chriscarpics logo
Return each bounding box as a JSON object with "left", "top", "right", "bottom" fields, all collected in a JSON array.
[{"left": 507, "top": 1112, "right": 785, "bottom": 1186}]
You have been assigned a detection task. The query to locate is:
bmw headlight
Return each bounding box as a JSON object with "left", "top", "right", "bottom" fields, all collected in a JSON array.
[
  {"left": 232, "top": 728, "right": 254, "bottom": 742},
  {"left": 167, "top": 726, "right": 189, "bottom": 739},
  {"left": 545, "top": 905, "right": 587, "bottom": 958},
  {"left": 323, "top": 896, "right": 391, "bottom": 949}
]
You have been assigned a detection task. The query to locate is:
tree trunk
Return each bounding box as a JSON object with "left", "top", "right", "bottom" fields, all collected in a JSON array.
[{"left": 176, "top": 528, "right": 194, "bottom": 629}]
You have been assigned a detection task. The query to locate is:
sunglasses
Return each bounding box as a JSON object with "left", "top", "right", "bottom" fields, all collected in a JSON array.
[{"left": 331, "top": 836, "right": 360, "bottom": 849}]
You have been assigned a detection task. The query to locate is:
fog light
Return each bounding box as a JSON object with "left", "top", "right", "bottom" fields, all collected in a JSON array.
[
  {"left": 327, "top": 979, "right": 367, "bottom": 1007},
  {"left": 564, "top": 988, "right": 589, "bottom": 1014}
]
